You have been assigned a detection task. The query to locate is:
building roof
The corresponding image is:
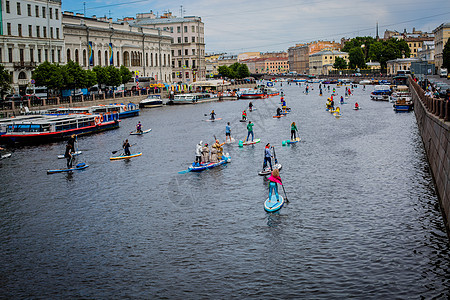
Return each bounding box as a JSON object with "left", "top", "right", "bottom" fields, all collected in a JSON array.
[
  {"left": 310, "top": 49, "right": 348, "bottom": 57},
  {"left": 130, "top": 16, "right": 201, "bottom": 26},
  {"left": 387, "top": 58, "right": 421, "bottom": 63}
]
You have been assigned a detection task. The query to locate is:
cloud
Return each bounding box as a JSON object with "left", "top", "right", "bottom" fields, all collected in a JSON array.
[{"left": 62, "top": 0, "right": 450, "bottom": 53}]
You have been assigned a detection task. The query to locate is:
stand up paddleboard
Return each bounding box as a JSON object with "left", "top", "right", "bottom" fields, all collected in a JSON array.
[
  {"left": 57, "top": 151, "right": 82, "bottom": 159},
  {"left": 1, "top": 153, "right": 12, "bottom": 159},
  {"left": 204, "top": 118, "right": 223, "bottom": 122},
  {"left": 353, "top": 107, "right": 360, "bottom": 110},
  {"left": 287, "top": 137, "right": 301, "bottom": 144},
  {"left": 273, "top": 115, "right": 284, "bottom": 118},
  {"left": 47, "top": 163, "right": 89, "bottom": 174},
  {"left": 242, "top": 139, "right": 261, "bottom": 146},
  {"left": 130, "top": 129, "right": 152, "bottom": 135},
  {"left": 110, "top": 152, "right": 142, "bottom": 160},
  {"left": 258, "top": 163, "right": 282, "bottom": 176},
  {"left": 240, "top": 119, "right": 248, "bottom": 122},
  {"left": 225, "top": 138, "right": 236, "bottom": 144},
  {"left": 264, "top": 195, "right": 285, "bottom": 212}
]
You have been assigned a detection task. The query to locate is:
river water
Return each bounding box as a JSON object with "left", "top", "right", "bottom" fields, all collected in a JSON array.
[{"left": 1, "top": 83, "right": 449, "bottom": 298}]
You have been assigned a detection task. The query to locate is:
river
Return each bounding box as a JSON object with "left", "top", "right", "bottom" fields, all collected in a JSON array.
[{"left": 1, "top": 82, "right": 449, "bottom": 298}]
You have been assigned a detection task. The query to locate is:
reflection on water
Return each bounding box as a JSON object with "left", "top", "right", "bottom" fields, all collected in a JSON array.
[{"left": 1, "top": 83, "right": 449, "bottom": 298}]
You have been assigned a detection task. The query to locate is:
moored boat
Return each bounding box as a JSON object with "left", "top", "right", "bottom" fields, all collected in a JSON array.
[
  {"left": 139, "top": 95, "right": 163, "bottom": 108},
  {"left": 370, "top": 85, "right": 392, "bottom": 101},
  {"left": 238, "top": 89, "right": 266, "bottom": 99},
  {"left": 0, "top": 113, "right": 119, "bottom": 144},
  {"left": 393, "top": 97, "right": 414, "bottom": 112},
  {"left": 44, "top": 103, "right": 139, "bottom": 119}
]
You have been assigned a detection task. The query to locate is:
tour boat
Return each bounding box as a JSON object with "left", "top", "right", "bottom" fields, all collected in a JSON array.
[
  {"left": 370, "top": 85, "right": 392, "bottom": 101},
  {"left": 139, "top": 95, "right": 163, "bottom": 108},
  {"left": 44, "top": 103, "right": 139, "bottom": 119},
  {"left": 167, "top": 93, "right": 213, "bottom": 105},
  {"left": 0, "top": 113, "right": 119, "bottom": 144},
  {"left": 238, "top": 89, "right": 266, "bottom": 99}
]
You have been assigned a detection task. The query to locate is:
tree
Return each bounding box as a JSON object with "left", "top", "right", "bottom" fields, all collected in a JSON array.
[
  {"left": 119, "top": 65, "right": 132, "bottom": 85},
  {"left": 32, "top": 62, "right": 64, "bottom": 97},
  {"left": 106, "top": 65, "right": 121, "bottom": 89},
  {"left": 333, "top": 57, "right": 347, "bottom": 69},
  {"left": 62, "top": 60, "right": 87, "bottom": 93},
  {"left": 218, "top": 63, "right": 249, "bottom": 79},
  {"left": 0, "top": 64, "right": 11, "bottom": 99},
  {"left": 93, "top": 66, "right": 108, "bottom": 89},
  {"left": 237, "top": 64, "right": 250, "bottom": 78},
  {"left": 442, "top": 37, "right": 450, "bottom": 71},
  {"left": 218, "top": 65, "right": 232, "bottom": 78},
  {"left": 85, "top": 70, "right": 97, "bottom": 88},
  {"left": 348, "top": 47, "right": 366, "bottom": 69}
]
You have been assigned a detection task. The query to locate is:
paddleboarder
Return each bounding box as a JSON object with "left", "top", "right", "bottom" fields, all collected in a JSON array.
[
  {"left": 67, "top": 134, "right": 76, "bottom": 154},
  {"left": 64, "top": 143, "right": 73, "bottom": 169},
  {"left": 210, "top": 110, "right": 216, "bottom": 121},
  {"left": 268, "top": 169, "right": 282, "bottom": 202},
  {"left": 290, "top": 122, "right": 298, "bottom": 140},
  {"left": 276, "top": 107, "right": 282, "bottom": 116},
  {"left": 242, "top": 110, "right": 247, "bottom": 121},
  {"left": 212, "top": 139, "right": 225, "bottom": 160},
  {"left": 123, "top": 139, "right": 131, "bottom": 156},
  {"left": 246, "top": 121, "right": 254, "bottom": 142},
  {"left": 136, "top": 121, "right": 143, "bottom": 133},
  {"left": 340, "top": 96, "right": 344, "bottom": 104},
  {"left": 355, "top": 102, "right": 359, "bottom": 109},
  {"left": 195, "top": 141, "right": 203, "bottom": 166},
  {"left": 225, "top": 122, "right": 232, "bottom": 143},
  {"left": 249, "top": 102, "right": 253, "bottom": 111},
  {"left": 201, "top": 143, "right": 210, "bottom": 163},
  {"left": 263, "top": 143, "right": 273, "bottom": 171}
]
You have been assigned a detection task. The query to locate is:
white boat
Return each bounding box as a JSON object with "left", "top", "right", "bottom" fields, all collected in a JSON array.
[
  {"left": 389, "top": 85, "right": 411, "bottom": 103},
  {"left": 359, "top": 80, "right": 372, "bottom": 85},
  {"left": 370, "top": 85, "right": 391, "bottom": 101},
  {"left": 139, "top": 95, "right": 163, "bottom": 108},
  {"left": 168, "top": 93, "right": 213, "bottom": 105}
]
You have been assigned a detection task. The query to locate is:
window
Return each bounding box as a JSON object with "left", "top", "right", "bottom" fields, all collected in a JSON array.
[
  {"left": 170, "top": 27, "right": 173, "bottom": 33},
  {"left": 43, "top": 26, "right": 47, "bottom": 38},
  {"left": 49, "top": 8, "right": 52, "bottom": 19},
  {"left": 38, "top": 49, "right": 42, "bottom": 62},
  {"left": 44, "top": 49, "right": 48, "bottom": 61},
  {"left": 75, "top": 49, "right": 79, "bottom": 63},
  {"left": 116, "top": 51, "right": 120, "bottom": 66},
  {"left": 192, "top": 60, "right": 196, "bottom": 68},
  {"left": 185, "top": 60, "right": 189, "bottom": 67},
  {"left": 8, "top": 48, "right": 13, "bottom": 63},
  {"left": 42, "top": 7, "right": 46, "bottom": 18},
  {"left": 192, "top": 49, "right": 195, "bottom": 55},
  {"left": 35, "top": 6, "right": 39, "bottom": 17},
  {"left": 146, "top": 53, "right": 148, "bottom": 66},
  {"left": 83, "top": 50, "right": 87, "bottom": 66},
  {"left": 98, "top": 50, "right": 101, "bottom": 66},
  {"left": 30, "top": 49, "right": 34, "bottom": 62},
  {"left": 171, "top": 50, "right": 174, "bottom": 56},
  {"left": 184, "top": 26, "right": 187, "bottom": 33},
  {"left": 36, "top": 26, "right": 40, "bottom": 37},
  {"left": 17, "top": 2, "right": 21, "bottom": 15},
  {"left": 50, "top": 27, "right": 53, "bottom": 38},
  {"left": 104, "top": 50, "right": 107, "bottom": 65},
  {"left": 192, "top": 26, "right": 195, "bottom": 32},
  {"left": 184, "top": 37, "right": 188, "bottom": 43},
  {"left": 27, "top": 4, "right": 31, "bottom": 16},
  {"left": 55, "top": 9, "right": 59, "bottom": 19},
  {"left": 178, "top": 49, "right": 181, "bottom": 56},
  {"left": 177, "top": 37, "right": 181, "bottom": 43},
  {"left": 56, "top": 28, "right": 59, "bottom": 39},
  {"left": 155, "top": 53, "right": 158, "bottom": 66},
  {"left": 7, "top": 23, "right": 11, "bottom": 35},
  {"left": 51, "top": 50, "right": 54, "bottom": 63},
  {"left": 18, "top": 24, "right": 22, "bottom": 37},
  {"left": 67, "top": 49, "right": 70, "bottom": 61},
  {"left": 178, "top": 60, "right": 181, "bottom": 68},
  {"left": 177, "top": 26, "right": 180, "bottom": 33},
  {"left": 28, "top": 25, "right": 32, "bottom": 37},
  {"left": 185, "top": 49, "right": 188, "bottom": 55},
  {"left": 192, "top": 37, "right": 195, "bottom": 43},
  {"left": 6, "top": 1, "right": 10, "bottom": 13},
  {"left": 185, "top": 72, "right": 189, "bottom": 78},
  {"left": 58, "top": 49, "right": 61, "bottom": 63}
]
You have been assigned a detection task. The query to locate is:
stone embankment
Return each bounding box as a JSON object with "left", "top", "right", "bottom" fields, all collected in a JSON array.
[{"left": 409, "top": 77, "right": 450, "bottom": 234}]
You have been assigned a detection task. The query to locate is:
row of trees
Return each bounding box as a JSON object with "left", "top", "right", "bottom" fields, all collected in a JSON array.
[
  {"left": 32, "top": 61, "right": 133, "bottom": 96},
  {"left": 333, "top": 37, "right": 411, "bottom": 70},
  {"left": 217, "top": 63, "right": 250, "bottom": 79}
]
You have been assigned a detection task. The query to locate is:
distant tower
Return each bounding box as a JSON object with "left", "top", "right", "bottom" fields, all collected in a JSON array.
[{"left": 376, "top": 22, "right": 379, "bottom": 40}]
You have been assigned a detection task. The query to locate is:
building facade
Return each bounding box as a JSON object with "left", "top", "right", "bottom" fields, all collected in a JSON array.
[
  {"left": 418, "top": 40, "right": 435, "bottom": 63},
  {"left": 128, "top": 11, "right": 206, "bottom": 83},
  {"left": 405, "top": 37, "right": 434, "bottom": 58},
  {"left": 205, "top": 54, "right": 237, "bottom": 77},
  {"left": 309, "top": 49, "right": 348, "bottom": 75},
  {"left": 288, "top": 44, "right": 309, "bottom": 74},
  {"left": 433, "top": 22, "right": 450, "bottom": 70},
  {"left": 63, "top": 12, "right": 172, "bottom": 83},
  {"left": 237, "top": 52, "right": 260, "bottom": 62},
  {"left": 0, "top": 0, "right": 64, "bottom": 94},
  {"left": 386, "top": 57, "right": 420, "bottom": 75}
]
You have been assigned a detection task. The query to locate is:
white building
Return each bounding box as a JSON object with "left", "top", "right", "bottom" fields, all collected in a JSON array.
[
  {"left": 63, "top": 12, "right": 173, "bottom": 83},
  {"left": 0, "top": 0, "right": 64, "bottom": 94},
  {"left": 127, "top": 11, "right": 206, "bottom": 83}
]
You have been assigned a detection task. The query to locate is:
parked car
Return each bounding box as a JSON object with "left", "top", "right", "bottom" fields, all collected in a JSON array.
[{"left": 5, "top": 94, "right": 22, "bottom": 102}]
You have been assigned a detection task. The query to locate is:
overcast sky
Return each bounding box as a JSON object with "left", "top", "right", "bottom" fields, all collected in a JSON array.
[{"left": 63, "top": 0, "right": 450, "bottom": 54}]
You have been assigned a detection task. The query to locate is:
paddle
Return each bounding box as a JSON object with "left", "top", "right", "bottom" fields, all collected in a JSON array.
[
  {"left": 112, "top": 143, "right": 136, "bottom": 154},
  {"left": 272, "top": 146, "right": 288, "bottom": 202},
  {"left": 280, "top": 179, "right": 289, "bottom": 203}
]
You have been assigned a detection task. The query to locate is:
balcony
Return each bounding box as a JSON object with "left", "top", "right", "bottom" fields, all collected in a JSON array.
[{"left": 13, "top": 62, "right": 37, "bottom": 70}]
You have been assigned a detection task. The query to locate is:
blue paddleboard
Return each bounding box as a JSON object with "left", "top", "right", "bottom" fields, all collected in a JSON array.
[
  {"left": 47, "top": 163, "right": 89, "bottom": 174},
  {"left": 264, "top": 195, "right": 284, "bottom": 212}
]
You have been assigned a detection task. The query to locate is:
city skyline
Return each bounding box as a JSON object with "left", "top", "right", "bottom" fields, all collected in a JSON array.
[{"left": 62, "top": 0, "right": 450, "bottom": 53}]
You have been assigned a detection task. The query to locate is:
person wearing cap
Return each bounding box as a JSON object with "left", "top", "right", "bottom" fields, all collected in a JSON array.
[
  {"left": 195, "top": 141, "right": 203, "bottom": 166},
  {"left": 201, "top": 143, "right": 210, "bottom": 163}
]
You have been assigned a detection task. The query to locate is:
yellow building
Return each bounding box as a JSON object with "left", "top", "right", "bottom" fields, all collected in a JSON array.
[
  {"left": 309, "top": 49, "right": 348, "bottom": 75},
  {"left": 406, "top": 37, "right": 434, "bottom": 58},
  {"left": 386, "top": 58, "right": 420, "bottom": 75},
  {"left": 309, "top": 41, "right": 341, "bottom": 55},
  {"left": 433, "top": 22, "right": 450, "bottom": 70}
]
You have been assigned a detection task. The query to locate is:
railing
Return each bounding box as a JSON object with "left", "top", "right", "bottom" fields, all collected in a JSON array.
[{"left": 409, "top": 77, "right": 450, "bottom": 122}]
